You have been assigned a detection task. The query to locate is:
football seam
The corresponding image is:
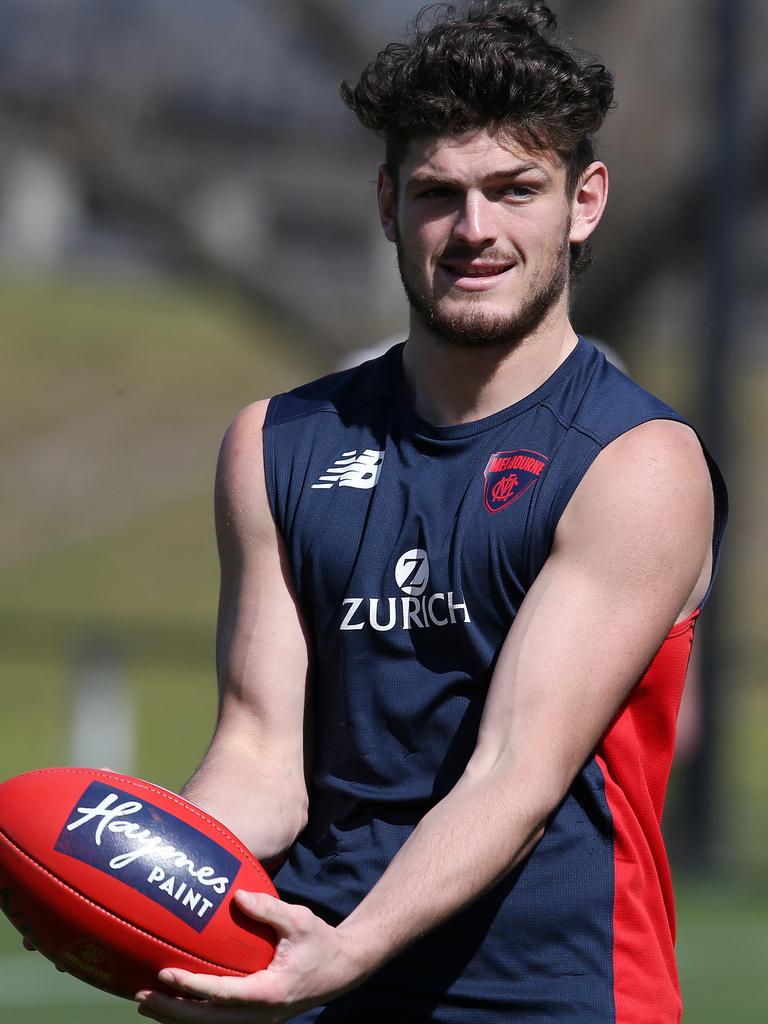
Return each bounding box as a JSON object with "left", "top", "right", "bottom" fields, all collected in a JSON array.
[
  {"left": 4, "top": 768, "right": 274, "bottom": 891},
  {"left": 0, "top": 829, "right": 253, "bottom": 976}
]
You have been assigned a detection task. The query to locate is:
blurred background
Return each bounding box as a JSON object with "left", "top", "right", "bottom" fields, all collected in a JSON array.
[{"left": 0, "top": 0, "right": 765, "bottom": 1020}]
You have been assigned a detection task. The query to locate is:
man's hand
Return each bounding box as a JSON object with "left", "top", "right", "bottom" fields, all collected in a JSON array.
[{"left": 135, "top": 891, "right": 366, "bottom": 1023}]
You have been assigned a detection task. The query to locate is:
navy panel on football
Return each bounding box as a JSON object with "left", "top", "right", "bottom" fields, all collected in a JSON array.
[{"left": 54, "top": 782, "right": 242, "bottom": 932}]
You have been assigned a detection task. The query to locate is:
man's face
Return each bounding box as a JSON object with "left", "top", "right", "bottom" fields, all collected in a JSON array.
[{"left": 380, "top": 128, "right": 575, "bottom": 348}]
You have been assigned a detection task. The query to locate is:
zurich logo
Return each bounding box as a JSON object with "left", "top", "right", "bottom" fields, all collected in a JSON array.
[
  {"left": 340, "top": 548, "right": 470, "bottom": 632},
  {"left": 394, "top": 549, "right": 429, "bottom": 596}
]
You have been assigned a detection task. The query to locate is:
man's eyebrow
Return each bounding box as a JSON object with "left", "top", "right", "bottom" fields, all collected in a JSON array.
[{"left": 407, "top": 163, "right": 552, "bottom": 187}]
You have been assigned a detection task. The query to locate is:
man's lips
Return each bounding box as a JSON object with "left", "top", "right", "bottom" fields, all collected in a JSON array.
[{"left": 439, "top": 261, "right": 516, "bottom": 290}]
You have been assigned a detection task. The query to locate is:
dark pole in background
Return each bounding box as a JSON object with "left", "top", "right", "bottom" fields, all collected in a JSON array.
[{"left": 683, "top": 0, "right": 745, "bottom": 872}]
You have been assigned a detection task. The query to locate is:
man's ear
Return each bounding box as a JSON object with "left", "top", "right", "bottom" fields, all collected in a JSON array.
[
  {"left": 569, "top": 162, "right": 609, "bottom": 245},
  {"left": 378, "top": 164, "right": 398, "bottom": 242}
]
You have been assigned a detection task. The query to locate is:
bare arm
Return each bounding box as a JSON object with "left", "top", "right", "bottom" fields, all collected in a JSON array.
[{"left": 182, "top": 400, "right": 311, "bottom": 860}]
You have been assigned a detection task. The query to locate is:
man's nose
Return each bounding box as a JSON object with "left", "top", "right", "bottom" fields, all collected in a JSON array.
[{"left": 453, "top": 192, "right": 498, "bottom": 247}]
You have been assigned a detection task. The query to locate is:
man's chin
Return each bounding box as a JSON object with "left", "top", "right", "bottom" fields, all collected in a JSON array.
[
  {"left": 401, "top": 253, "right": 569, "bottom": 350},
  {"left": 421, "top": 308, "right": 529, "bottom": 349},
  {"left": 417, "top": 267, "right": 568, "bottom": 348}
]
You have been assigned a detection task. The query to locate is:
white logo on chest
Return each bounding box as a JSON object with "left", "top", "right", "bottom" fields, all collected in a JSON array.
[
  {"left": 340, "top": 548, "right": 471, "bottom": 632},
  {"left": 394, "top": 549, "right": 429, "bottom": 595},
  {"left": 311, "top": 449, "right": 384, "bottom": 490}
]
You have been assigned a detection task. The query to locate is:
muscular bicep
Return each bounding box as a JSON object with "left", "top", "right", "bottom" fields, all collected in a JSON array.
[
  {"left": 214, "top": 400, "right": 310, "bottom": 754},
  {"left": 469, "top": 420, "right": 714, "bottom": 807},
  {"left": 179, "top": 400, "right": 311, "bottom": 855}
]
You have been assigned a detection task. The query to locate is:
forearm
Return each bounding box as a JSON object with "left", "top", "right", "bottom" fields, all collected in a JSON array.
[
  {"left": 335, "top": 762, "right": 552, "bottom": 978},
  {"left": 181, "top": 735, "right": 308, "bottom": 861}
]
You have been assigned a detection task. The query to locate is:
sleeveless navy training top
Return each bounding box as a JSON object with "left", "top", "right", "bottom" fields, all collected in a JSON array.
[{"left": 263, "top": 338, "right": 727, "bottom": 1023}]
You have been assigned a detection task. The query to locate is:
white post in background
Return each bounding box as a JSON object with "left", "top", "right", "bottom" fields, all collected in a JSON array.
[{"left": 69, "top": 636, "right": 136, "bottom": 776}]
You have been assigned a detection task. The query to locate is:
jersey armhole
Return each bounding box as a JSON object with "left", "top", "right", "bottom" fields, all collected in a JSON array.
[
  {"left": 667, "top": 609, "right": 700, "bottom": 639},
  {"left": 534, "top": 416, "right": 728, "bottom": 615},
  {"left": 262, "top": 396, "right": 283, "bottom": 531}
]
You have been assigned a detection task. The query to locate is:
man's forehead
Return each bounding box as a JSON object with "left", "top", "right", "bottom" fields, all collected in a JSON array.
[{"left": 401, "top": 128, "right": 565, "bottom": 181}]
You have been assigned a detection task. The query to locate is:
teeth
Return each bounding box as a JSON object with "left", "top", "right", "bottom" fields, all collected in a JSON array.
[{"left": 452, "top": 266, "right": 507, "bottom": 277}]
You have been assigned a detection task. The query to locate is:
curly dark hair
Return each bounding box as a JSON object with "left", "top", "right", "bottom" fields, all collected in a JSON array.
[{"left": 341, "top": 1, "right": 614, "bottom": 275}]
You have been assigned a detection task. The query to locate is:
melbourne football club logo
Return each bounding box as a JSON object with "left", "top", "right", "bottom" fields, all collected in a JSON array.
[
  {"left": 483, "top": 450, "right": 549, "bottom": 514},
  {"left": 311, "top": 449, "right": 384, "bottom": 490}
]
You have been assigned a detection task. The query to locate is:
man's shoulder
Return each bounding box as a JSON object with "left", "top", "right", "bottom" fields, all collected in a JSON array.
[
  {"left": 569, "top": 345, "right": 687, "bottom": 447},
  {"left": 586, "top": 417, "right": 710, "bottom": 490},
  {"left": 266, "top": 344, "right": 400, "bottom": 429},
  {"left": 569, "top": 364, "right": 712, "bottom": 531}
]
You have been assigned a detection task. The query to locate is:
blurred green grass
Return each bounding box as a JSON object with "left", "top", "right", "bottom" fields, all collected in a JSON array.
[
  {"left": 0, "top": 275, "right": 320, "bottom": 787},
  {"left": 0, "top": 274, "right": 320, "bottom": 1018},
  {"left": 0, "top": 277, "right": 765, "bottom": 1019},
  {"left": 675, "top": 880, "right": 768, "bottom": 1021}
]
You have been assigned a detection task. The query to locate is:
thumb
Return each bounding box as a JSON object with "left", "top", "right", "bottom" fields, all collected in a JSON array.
[{"left": 233, "top": 890, "right": 303, "bottom": 937}]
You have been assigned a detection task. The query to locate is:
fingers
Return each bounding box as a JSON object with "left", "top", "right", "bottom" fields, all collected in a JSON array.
[
  {"left": 137, "top": 992, "right": 215, "bottom": 1022},
  {"left": 21, "top": 939, "right": 68, "bottom": 975},
  {"left": 138, "top": 897, "right": 328, "bottom": 1020},
  {"left": 155, "top": 970, "right": 247, "bottom": 1003},
  {"left": 154, "top": 965, "right": 285, "bottom": 1006},
  {"left": 233, "top": 890, "right": 310, "bottom": 937},
  {"left": 136, "top": 990, "right": 266, "bottom": 1023}
]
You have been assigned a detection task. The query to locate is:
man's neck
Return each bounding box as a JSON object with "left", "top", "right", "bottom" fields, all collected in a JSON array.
[{"left": 401, "top": 312, "right": 579, "bottom": 428}]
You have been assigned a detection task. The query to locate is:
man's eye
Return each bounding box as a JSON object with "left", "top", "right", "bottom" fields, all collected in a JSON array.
[
  {"left": 419, "top": 187, "right": 454, "bottom": 199},
  {"left": 504, "top": 185, "right": 535, "bottom": 199}
]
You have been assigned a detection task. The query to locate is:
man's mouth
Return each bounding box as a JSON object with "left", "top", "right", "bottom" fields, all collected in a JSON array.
[{"left": 439, "top": 261, "right": 516, "bottom": 289}]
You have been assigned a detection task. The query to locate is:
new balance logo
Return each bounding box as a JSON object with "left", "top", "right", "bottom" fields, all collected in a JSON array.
[{"left": 311, "top": 449, "right": 384, "bottom": 490}]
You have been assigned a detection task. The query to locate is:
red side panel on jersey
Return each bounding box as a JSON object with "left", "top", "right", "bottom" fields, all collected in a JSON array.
[{"left": 596, "top": 611, "right": 698, "bottom": 1024}]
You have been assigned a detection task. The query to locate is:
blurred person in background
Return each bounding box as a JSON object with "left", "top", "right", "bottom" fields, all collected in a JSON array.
[{"left": 137, "top": 3, "right": 727, "bottom": 1022}]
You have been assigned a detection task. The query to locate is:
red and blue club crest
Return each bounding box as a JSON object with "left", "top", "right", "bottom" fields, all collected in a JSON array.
[{"left": 483, "top": 450, "right": 549, "bottom": 513}]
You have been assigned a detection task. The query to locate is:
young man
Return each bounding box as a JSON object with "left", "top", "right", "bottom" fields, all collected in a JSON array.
[{"left": 138, "top": 4, "right": 726, "bottom": 1022}]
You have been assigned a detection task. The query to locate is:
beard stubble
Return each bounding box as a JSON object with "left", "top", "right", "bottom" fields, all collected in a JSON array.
[{"left": 395, "top": 226, "right": 571, "bottom": 350}]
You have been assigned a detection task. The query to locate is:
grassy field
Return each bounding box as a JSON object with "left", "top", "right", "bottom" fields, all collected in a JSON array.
[
  {"left": 0, "top": 275, "right": 312, "bottom": 1017},
  {"left": 675, "top": 880, "right": 768, "bottom": 1021},
  {"left": 0, "top": 275, "right": 319, "bottom": 788},
  {"left": 0, "top": 276, "right": 766, "bottom": 1020}
]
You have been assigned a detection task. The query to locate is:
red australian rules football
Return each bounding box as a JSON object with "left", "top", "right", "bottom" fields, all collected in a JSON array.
[{"left": 0, "top": 768, "right": 278, "bottom": 999}]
